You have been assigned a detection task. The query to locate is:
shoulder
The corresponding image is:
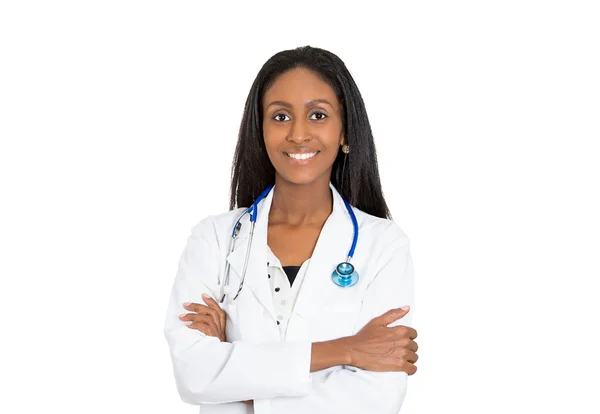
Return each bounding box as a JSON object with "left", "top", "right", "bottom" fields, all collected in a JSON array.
[
  {"left": 182, "top": 208, "right": 248, "bottom": 255},
  {"left": 192, "top": 207, "right": 248, "bottom": 234},
  {"left": 352, "top": 206, "right": 410, "bottom": 248},
  {"left": 182, "top": 208, "right": 247, "bottom": 248},
  {"left": 352, "top": 208, "right": 412, "bottom": 279}
]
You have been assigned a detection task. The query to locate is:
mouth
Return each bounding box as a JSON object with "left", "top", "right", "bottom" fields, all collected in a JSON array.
[{"left": 283, "top": 151, "right": 320, "bottom": 165}]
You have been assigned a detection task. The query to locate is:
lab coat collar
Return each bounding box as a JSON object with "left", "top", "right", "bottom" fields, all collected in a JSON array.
[{"left": 225, "top": 181, "right": 355, "bottom": 320}]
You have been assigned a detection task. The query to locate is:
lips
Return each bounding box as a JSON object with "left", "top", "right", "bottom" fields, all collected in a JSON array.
[
  {"left": 284, "top": 151, "right": 319, "bottom": 160},
  {"left": 283, "top": 149, "right": 320, "bottom": 164}
]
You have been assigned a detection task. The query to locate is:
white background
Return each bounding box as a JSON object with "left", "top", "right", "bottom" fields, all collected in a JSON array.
[{"left": 1, "top": 1, "right": 598, "bottom": 413}]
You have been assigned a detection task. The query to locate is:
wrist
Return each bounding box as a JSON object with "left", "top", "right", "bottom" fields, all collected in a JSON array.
[
  {"left": 333, "top": 336, "right": 354, "bottom": 366},
  {"left": 310, "top": 336, "right": 354, "bottom": 372}
]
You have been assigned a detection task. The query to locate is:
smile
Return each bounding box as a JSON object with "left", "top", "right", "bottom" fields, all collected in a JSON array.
[{"left": 284, "top": 151, "right": 319, "bottom": 160}]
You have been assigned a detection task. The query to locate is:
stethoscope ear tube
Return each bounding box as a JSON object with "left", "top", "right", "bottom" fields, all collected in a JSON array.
[
  {"left": 220, "top": 212, "right": 248, "bottom": 303},
  {"left": 232, "top": 220, "right": 255, "bottom": 300}
]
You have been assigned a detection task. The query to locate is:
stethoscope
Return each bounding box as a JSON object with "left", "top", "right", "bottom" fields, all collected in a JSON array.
[{"left": 219, "top": 185, "right": 360, "bottom": 303}]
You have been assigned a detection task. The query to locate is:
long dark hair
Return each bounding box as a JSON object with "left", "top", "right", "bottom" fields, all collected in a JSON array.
[{"left": 229, "top": 45, "right": 392, "bottom": 219}]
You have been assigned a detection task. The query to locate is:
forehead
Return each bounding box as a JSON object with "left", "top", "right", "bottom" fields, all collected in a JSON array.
[{"left": 263, "top": 67, "right": 339, "bottom": 108}]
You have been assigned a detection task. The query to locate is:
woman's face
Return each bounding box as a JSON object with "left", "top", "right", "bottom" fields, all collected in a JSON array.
[{"left": 262, "top": 67, "right": 345, "bottom": 186}]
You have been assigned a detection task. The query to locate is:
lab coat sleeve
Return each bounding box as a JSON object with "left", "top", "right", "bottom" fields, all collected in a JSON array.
[
  {"left": 269, "top": 225, "right": 415, "bottom": 414},
  {"left": 164, "top": 217, "right": 312, "bottom": 405}
]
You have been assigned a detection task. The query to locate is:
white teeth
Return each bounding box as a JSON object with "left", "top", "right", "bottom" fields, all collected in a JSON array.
[{"left": 286, "top": 152, "right": 317, "bottom": 160}]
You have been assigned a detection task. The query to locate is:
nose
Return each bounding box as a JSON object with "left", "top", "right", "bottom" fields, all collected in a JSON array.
[{"left": 287, "top": 118, "right": 312, "bottom": 143}]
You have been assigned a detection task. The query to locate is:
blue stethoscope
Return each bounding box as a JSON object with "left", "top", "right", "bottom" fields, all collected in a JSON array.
[{"left": 219, "top": 185, "right": 359, "bottom": 303}]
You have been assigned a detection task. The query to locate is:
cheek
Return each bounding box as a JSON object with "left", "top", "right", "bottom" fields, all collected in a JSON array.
[
  {"left": 321, "top": 148, "right": 340, "bottom": 168},
  {"left": 262, "top": 122, "right": 281, "bottom": 147},
  {"left": 262, "top": 127, "right": 277, "bottom": 154},
  {"left": 263, "top": 145, "right": 278, "bottom": 168},
  {"left": 326, "top": 122, "right": 341, "bottom": 139}
]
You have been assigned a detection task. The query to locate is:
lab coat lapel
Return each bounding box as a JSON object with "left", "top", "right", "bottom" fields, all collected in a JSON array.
[
  {"left": 225, "top": 187, "right": 276, "bottom": 319},
  {"left": 292, "top": 182, "right": 355, "bottom": 319},
  {"left": 225, "top": 183, "right": 356, "bottom": 322}
]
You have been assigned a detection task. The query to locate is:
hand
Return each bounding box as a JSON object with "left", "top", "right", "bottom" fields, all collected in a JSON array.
[
  {"left": 345, "top": 306, "right": 419, "bottom": 374},
  {"left": 179, "top": 293, "right": 227, "bottom": 342},
  {"left": 179, "top": 296, "right": 250, "bottom": 404}
]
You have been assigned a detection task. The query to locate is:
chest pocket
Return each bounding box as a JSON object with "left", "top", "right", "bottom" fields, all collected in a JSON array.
[{"left": 304, "top": 286, "right": 365, "bottom": 342}]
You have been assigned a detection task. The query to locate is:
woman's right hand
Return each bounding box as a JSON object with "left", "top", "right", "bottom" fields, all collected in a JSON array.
[{"left": 343, "top": 306, "right": 419, "bottom": 374}]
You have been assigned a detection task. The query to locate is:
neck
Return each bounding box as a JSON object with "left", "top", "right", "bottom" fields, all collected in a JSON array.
[{"left": 269, "top": 176, "right": 333, "bottom": 226}]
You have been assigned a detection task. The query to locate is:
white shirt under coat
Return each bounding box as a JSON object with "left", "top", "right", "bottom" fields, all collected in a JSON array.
[{"left": 163, "top": 182, "right": 415, "bottom": 414}]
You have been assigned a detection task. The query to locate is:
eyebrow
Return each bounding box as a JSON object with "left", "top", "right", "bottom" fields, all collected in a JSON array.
[{"left": 266, "top": 99, "right": 333, "bottom": 109}]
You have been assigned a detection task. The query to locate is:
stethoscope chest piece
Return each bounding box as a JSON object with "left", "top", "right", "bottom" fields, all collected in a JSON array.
[{"left": 332, "top": 262, "right": 359, "bottom": 287}]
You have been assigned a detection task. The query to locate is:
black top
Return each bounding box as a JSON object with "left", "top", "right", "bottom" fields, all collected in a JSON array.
[{"left": 282, "top": 266, "right": 301, "bottom": 286}]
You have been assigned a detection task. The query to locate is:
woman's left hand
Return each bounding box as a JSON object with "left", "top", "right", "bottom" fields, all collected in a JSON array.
[{"left": 179, "top": 293, "right": 226, "bottom": 342}]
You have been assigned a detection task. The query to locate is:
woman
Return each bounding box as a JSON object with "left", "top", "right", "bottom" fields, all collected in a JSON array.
[{"left": 164, "top": 45, "right": 418, "bottom": 414}]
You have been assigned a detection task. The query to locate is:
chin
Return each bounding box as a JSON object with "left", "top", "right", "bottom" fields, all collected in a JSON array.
[{"left": 276, "top": 170, "right": 327, "bottom": 187}]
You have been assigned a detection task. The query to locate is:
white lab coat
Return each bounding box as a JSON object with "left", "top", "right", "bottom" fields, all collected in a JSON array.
[{"left": 164, "top": 182, "right": 415, "bottom": 414}]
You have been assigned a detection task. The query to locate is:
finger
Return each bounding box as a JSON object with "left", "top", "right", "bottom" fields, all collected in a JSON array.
[
  {"left": 406, "top": 327, "right": 418, "bottom": 339},
  {"left": 377, "top": 357, "right": 417, "bottom": 375},
  {"left": 181, "top": 313, "right": 214, "bottom": 326},
  {"left": 406, "top": 350, "right": 419, "bottom": 364},
  {"left": 201, "top": 293, "right": 223, "bottom": 312},
  {"left": 391, "top": 325, "right": 418, "bottom": 340},
  {"left": 396, "top": 337, "right": 418, "bottom": 353},
  {"left": 202, "top": 293, "right": 226, "bottom": 331},
  {"left": 373, "top": 306, "right": 410, "bottom": 326},
  {"left": 186, "top": 315, "right": 219, "bottom": 337},
  {"left": 184, "top": 302, "right": 220, "bottom": 321},
  {"left": 374, "top": 308, "right": 409, "bottom": 326},
  {"left": 179, "top": 311, "right": 210, "bottom": 321},
  {"left": 187, "top": 321, "right": 217, "bottom": 337},
  {"left": 400, "top": 360, "right": 418, "bottom": 376},
  {"left": 183, "top": 302, "right": 213, "bottom": 314}
]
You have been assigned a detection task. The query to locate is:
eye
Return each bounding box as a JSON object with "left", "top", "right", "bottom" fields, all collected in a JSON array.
[
  {"left": 310, "top": 111, "right": 328, "bottom": 121},
  {"left": 273, "top": 113, "right": 290, "bottom": 122}
]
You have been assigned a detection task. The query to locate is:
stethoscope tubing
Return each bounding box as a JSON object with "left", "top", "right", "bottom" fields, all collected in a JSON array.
[
  {"left": 220, "top": 185, "right": 359, "bottom": 303},
  {"left": 220, "top": 187, "right": 272, "bottom": 303},
  {"left": 342, "top": 197, "right": 358, "bottom": 259}
]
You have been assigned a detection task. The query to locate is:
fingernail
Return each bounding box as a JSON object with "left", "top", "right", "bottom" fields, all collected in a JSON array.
[
  {"left": 202, "top": 293, "right": 210, "bottom": 299},
  {"left": 401, "top": 305, "right": 410, "bottom": 311},
  {"left": 179, "top": 313, "right": 186, "bottom": 319},
  {"left": 185, "top": 321, "right": 193, "bottom": 325},
  {"left": 183, "top": 302, "right": 191, "bottom": 307}
]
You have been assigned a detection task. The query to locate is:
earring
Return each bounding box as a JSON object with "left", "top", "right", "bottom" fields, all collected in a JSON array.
[{"left": 340, "top": 143, "right": 349, "bottom": 192}]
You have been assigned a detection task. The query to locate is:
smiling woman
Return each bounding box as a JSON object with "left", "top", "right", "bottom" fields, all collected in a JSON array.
[{"left": 164, "top": 45, "right": 418, "bottom": 414}]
